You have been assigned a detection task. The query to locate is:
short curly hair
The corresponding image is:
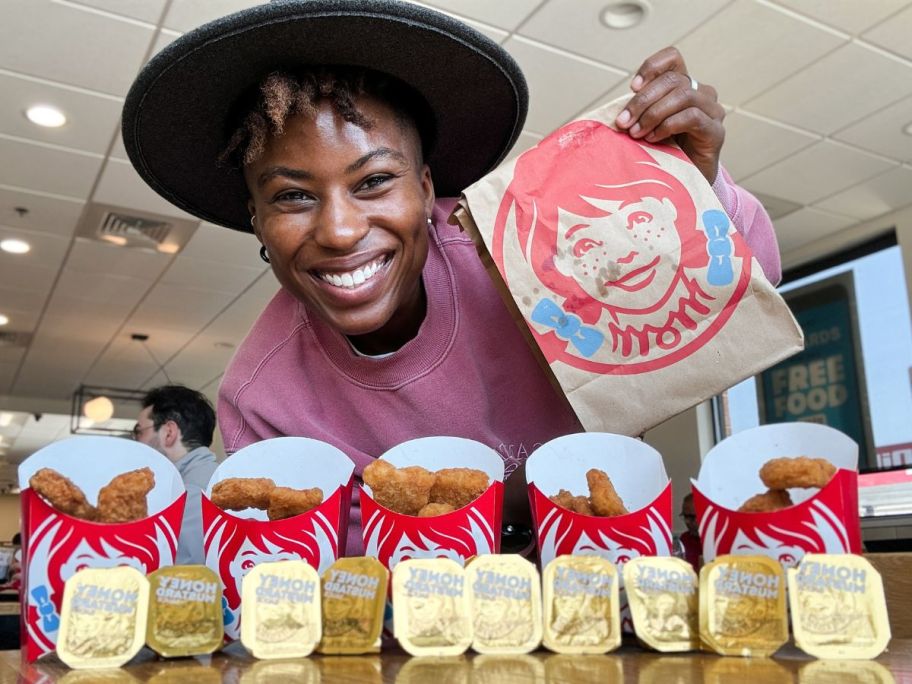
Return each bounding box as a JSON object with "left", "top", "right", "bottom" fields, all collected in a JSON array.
[{"left": 220, "top": 66, "right": 435, "bottom": 168}]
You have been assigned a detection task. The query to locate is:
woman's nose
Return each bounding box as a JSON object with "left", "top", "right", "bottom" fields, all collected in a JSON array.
[{"left": 313, "top": 196, "right": 369, "bottom": 250}]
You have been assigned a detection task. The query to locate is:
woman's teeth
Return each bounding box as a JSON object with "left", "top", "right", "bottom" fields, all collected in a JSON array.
[{"left": 318, "top": 257, "right": 386, "bottom": 289}]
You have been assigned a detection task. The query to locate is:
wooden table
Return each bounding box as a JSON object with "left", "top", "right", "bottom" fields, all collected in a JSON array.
[{"left": 3, "top": 639, "right": 911, "bottom": 683}]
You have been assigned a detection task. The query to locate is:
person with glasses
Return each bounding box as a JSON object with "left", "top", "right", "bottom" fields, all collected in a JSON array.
[{"left": 134, "top": 385, "right": 218, "bottom": 564}]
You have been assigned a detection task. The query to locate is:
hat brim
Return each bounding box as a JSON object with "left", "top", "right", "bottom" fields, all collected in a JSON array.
[{"left": 122, "top": 0, "right": 528, "bottom": 232}]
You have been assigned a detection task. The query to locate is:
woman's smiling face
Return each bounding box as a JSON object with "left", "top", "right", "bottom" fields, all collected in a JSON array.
[
  {"left": 244, "top": 95, "right": 435, "bottom": 350},
  {"left": 553, "top": 195, "right": 681, "bottom": 310}
]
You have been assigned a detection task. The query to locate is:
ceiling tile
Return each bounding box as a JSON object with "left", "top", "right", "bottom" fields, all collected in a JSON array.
[
  {"left": 0, "top": 225, "right": 70, "bottom": 269},
  {"left": 0, "top": 262, "right": 58, "bottom": 296},
  {"left": 0, "top": 187, "right": 84, "bottom": 238},
  {"left": 721, "top": 111, "right": 819, "bottom": 181},
  {"left": 751, "top": 192, "right": 803, "bottom": 221},
  {"left": 503, "top": 36, "right": 626, "bottom": 134},
  {"left": 66, "top": 239, "right": 172, "bottom": 280},
  {"left": 812, "top": 166, "right": 912, "bottom": 220},
  {"left": 94, "top": 159, "right": 201, "bottom": 220},
  {"left": 160, "top": 256, "right": 263, "bottom": 295},
  {"left": 161, "top": 333, "right": 238, "bottom": 389},
  {"left": 179, "top": 222, "right": 264, "bottom": 270},
  {"left": 0, "top": 301, "right": 41, "bottom": 332},
  {"left": 51, "top": 270, "right": 151, "bottom": 307},
  {"left": 740, "top": 140, "right": 897, "bottom": 204},
  {"left": 504, "top": 130, "right": 543, "bottom": 162},
  {"left": 774, "top": 207, "right": 858, "bottom": 254},
  {"left": 832, "top": 93, "right": 912, "bottom": 163},
  {"left": 162, "top": 0, "right": 260, "bottom": 33},
  {"left": 127, "top": 284, "right": 235, "bottom": 335},
  {"left": 862, "top": 4, "right": 912, "bottom": 59},
  {"left": 0, "top": 286, "right": 50, "bottom": 314},
  {"left": 0, "top": 72, "right": 123, "bottom": 155},
  {"left": 0, "top": 0, "right": 156, "bottom": 97},
  {"left": 413, "top": 0, "right": 541, "bottom": 31},
  {"left": 744, "top": 42, "right": 912, "bottom": 135},
  {"left": 675, "top": 0, "right": 846, "bottom": 106},
  {"left": 771, "top": 0, "right": 912, "bottom": 34},
  {"left": 0, "top": 362, "right": 17, "bottom": 395},
  {"left": 0, "top": 347, "right": 25, "bottom": 366},
  {"left": 0, "top": 137, "right": 102, "bottom": 199},
  {"left": 519, "top": 0, "right": 731, "bottom": 72},
  {"left": 74, "top": 0, "right": 167, "bottom": 24}
]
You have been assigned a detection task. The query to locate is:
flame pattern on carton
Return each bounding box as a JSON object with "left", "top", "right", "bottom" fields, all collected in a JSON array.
[
  {"left": 359, "top": 436, "right": 506, "bottom": 572},
  {"left": 202, "top": 490, "right": 347, "bottom": 640},
  {"left": 361, "top": 484, "right": 503, "bottom": 569},
  {"left": 693, "top": 469, "right": 861, "bottom": 568},
  {"left": 201, "top": 437, "right": 355, "bottom": 641},
  {"left": 17, "top": 437, "right": 185, "bottom": 662},
  {"left": 526, "top": 433, "right": 673, "bottom": 632}
]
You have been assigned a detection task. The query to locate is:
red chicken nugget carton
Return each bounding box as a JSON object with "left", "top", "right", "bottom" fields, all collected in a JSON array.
[
  {"left": 201, "top": 436, "right": 354, "bottom": 641},
  {"left": 692, "top": 423, "right": 860, "bottom": 568},
  {"left": 18, "top": 436, "right": 185, "bottom": 662},
  {"left": 360, "top": 436, "right": 505, "bottom": 570},
  {"left": 526, "top": 432, "right": 672, "bottom": 631}
]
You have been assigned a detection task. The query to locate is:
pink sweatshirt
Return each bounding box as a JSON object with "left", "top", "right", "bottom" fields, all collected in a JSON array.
[{"left": 219, "top": 177, "right": 780, "bottom": 554}]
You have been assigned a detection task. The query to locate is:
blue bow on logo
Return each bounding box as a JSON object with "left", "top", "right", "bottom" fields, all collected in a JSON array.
[
  {"left": 703, "top": 209, "right": 734, "bottom": 286},
  {"left": 531, "top": 299, "right": 604, "bottom": 358},
  {"left": 31, "top": 584, "right": 60, "bottom": 633}
]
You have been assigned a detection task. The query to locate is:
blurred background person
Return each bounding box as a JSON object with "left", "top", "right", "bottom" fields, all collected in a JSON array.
[
  {"left": 134, "top": 385, "right": 218, "bottom": 564},
  {"left": 679, "top": 493, "right": 702, "bottom": 571}
]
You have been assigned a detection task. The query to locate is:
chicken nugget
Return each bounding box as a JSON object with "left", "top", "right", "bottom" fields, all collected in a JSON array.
[
  {"left": 267, "top": 486, "right": 323, "bottom": 521},
  {"left": 29, "top": 468, "right": 97, "bottom": 520},
  {"left": 429, "top": 467, "right": 490, "bottom": 509},
  {"left": 759, "top": 457, "right": 836, "bottom": 490},
  {"left": 97, "top": 467, "right": 155, "bottom": 522},
  {"left": 738, "top": 489, "right": 793, "bottom": 513},
  {"left": 586, "top": 468, "right": 628, "bottom": 517},
  {"left": 211, "top": 477, "right": 275, "bottom": 511},
  {"left": 362, "top": 460, "right": 434, "bottom": 516},
  {"left": 417, "top": 502, "right": 456, "bottom": 517},
  {"left": 549, "top": 489, "right": 593, "bottom": 516}
]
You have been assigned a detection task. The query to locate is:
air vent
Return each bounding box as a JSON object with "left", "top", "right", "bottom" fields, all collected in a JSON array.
[
  {"left": 75, "top": 203, "right": 199, "bottom": 255},
  {"left": 0, "top": 331, "right": 31, "bottom": 348},
  {"left": 98, "top": 211, "right": 171, "bottom": 248}
]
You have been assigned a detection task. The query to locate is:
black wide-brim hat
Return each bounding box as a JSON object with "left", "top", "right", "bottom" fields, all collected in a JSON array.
[{"left": 122, "top": 0, "right": 528, "bottom": 233}]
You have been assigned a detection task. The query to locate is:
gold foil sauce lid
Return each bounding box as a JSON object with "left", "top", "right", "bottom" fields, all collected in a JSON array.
[
  {"left": 542, "top": 555, "right": 621, "bottom": 654},
  {"left": 146, "top": 564, "right": 223, "bottom": 657},
  {"left": 318, "top": 556, "right": 388, "bottom": 654},
  {"left": 240, "top": 559, "right": 322, "bottom": 659},
  {"left": 466, "top": 554, "right": 542, "bottom": 654},
  {"left": 392, "top": 557, "right": 472, "bottom": 656},
  {"left": 788, "top": 553, "right": 891, "bottom": 660},
  {"left": 699, "top": 554, "right": 787, "bottom": 657},
  {"left": 623, "top": 556, "right": 699, "bottom": 652},
  {"left": 56, "top": 566, "right": 150, "bottom": 670}
]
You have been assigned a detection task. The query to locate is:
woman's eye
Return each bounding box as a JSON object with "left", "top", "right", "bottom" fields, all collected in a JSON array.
[
  {"left": 573, "top": 237, "right": 603, "bottom": 257},
  {"left": 626, "top": 211, "right": 652, "bottom": 229},
  {"left": 275, "top": 189, "right": 312, "bottom": 203},
  {"left": 359, "top": 174, "right": 392, "bottom": 192}
]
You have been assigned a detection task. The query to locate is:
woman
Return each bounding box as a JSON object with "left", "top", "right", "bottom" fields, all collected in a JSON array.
[{"left": 122, "top": 1, "right": 780, "bottom": 554}]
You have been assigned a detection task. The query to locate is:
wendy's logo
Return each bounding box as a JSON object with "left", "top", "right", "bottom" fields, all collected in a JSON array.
[{"left": 493, "top": 120, "right": 751, "bottom": 374}]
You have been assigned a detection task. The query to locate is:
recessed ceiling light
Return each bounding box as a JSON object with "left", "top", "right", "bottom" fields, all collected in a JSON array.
[
  {"left": 158, "top": 243, "right": 180, "bottom": 254},
  {"left": 0, "top": 238, "right": 30, "bottom": 254},
  {"left": 0, "top": 314, "right": 8, "bottom": 326},
  {"left": 600, "top": 1, "right": 649, "bottom": 29},
  {"left": 25, "top": 104, "right": 67, "bottom": 128}
]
